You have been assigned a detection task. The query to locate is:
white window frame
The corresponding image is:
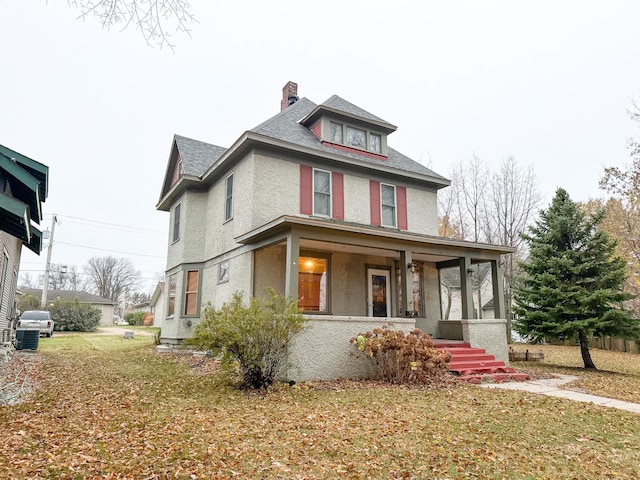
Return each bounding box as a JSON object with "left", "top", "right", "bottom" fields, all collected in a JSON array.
[
  {"left": 380, "top": 183, "right": 397, "bottom": 227},
  {"left": 224, "top": 173, "right": 234, "bottom": 222},
  {"left": 312, "top": 168, "right": 332, "bottom": 217}
]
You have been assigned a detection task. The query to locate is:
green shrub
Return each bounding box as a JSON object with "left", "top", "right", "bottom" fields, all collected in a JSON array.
[
  {"left": 49, "top": 299, "right": 101, "bottom": 332},
  {"left": 17, "top": 294, "right": 41, "bottom": 313},
  {"left": 184, "top": 290, "right": 306, "bottom": 389},
  {"left": 125, "top": 312, "right": 146, "bottom": 326},
  {"left": 351, "top": 327, "right": 451, "bottom": 385}
]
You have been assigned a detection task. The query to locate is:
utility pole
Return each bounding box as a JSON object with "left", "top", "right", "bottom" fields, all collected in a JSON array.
[{"left": 41, "top": 214, "right": 57, "bottom": 308}]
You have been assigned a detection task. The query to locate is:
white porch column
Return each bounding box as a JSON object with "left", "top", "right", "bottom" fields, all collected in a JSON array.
[
  {"left": 284, "top": 231, "right": 300, "bottom": 302},
  {"left": 400, "top": 250, "right": 414, "bottom": 317}
]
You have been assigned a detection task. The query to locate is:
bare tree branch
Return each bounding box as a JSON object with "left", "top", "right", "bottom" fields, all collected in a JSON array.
[
  {"left": 67, "top": 0, "right": 196, "bottom": 50},
  {"left": 84, "top": 256, "right": 140, "bottom": 308}
]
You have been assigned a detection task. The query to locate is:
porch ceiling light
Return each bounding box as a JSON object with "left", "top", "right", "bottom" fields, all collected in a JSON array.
[{"left": 407, "top": 262, "right": 416, "bottom": 273}]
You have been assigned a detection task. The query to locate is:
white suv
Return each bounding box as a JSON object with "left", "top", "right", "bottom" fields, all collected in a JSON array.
[{"left": 16, "top": 310, "right": 55, "bottom": 337}]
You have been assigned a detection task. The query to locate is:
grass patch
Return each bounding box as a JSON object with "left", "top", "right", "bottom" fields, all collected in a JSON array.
[{"left": 1, "top": 335, "right": 639, "bottom": 479}]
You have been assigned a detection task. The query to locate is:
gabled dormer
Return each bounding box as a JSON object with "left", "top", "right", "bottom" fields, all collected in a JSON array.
[{"left": 299, "top": 94, "right": 397, "bottom": 159}]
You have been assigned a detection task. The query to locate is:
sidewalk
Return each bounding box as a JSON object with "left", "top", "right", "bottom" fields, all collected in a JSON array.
[{"left": 481, "top": 374, "right": 640, "bottom": 414}]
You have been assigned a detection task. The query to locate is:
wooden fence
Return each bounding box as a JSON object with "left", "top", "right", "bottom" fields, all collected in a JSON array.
[
  {"left": 549, "top": 336, "right": 639, "bottom": 354},
  {"left": 589, "top": 336, "right": 639, "bottom": 354}
]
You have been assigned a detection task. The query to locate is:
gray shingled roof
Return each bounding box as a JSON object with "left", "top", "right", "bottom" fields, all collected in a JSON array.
[
  {"left": 174, "top": 134, "right": 227, "bottom": 177},
  {"left": 321, "top": 95, "right": 395, "bottom": 127},
  {"left": 172, "top": 95, "right": 448, "bottom": 184},
  {"left": 21, "top": 288, "right": 115, "bottom": 304},
  {"left": 250, "top": 98, "right": 448, "bottom": 181}
]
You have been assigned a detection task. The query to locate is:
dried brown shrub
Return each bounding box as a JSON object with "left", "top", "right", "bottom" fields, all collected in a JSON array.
[{"left": 351, "top": 326, "right": 451, "bottom": 385}]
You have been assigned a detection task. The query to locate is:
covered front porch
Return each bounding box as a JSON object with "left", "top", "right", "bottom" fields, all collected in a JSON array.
[{"left": 238, "top": 216, "right": 515, "bottom": 380}]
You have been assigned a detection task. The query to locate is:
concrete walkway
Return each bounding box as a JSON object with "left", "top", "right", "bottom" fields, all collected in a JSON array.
[{"left": 481, "top": 374, "right": 640, "bottom": 414}]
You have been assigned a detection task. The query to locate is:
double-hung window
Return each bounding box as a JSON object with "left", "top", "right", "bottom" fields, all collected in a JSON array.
[
  {"left": 381, "top": 183, "right": 397, "bottom": 227},
  {"left": 172, "top": 204, "right": 181, "bottom": 243},
  {"left": 167, "top": 274, "right": 177, "bottom": 317},
  {"left": 184, "top": 270, "right": 199, "bottom": 315},
  {"left": 313, "top": 169, "right": 331, "bottom": 216},
  {"left": 224, "top": 173, "right": 234, "bottom": 222}
]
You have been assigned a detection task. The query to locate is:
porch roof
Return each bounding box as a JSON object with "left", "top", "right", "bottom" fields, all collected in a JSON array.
[{"left": 236, "top": 215, "right": 515, "bottom": 261}]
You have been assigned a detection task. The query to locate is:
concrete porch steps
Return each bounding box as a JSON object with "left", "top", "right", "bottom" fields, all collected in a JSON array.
[{"left": 432, "top": 339, "right": 530, "bottom": 384}]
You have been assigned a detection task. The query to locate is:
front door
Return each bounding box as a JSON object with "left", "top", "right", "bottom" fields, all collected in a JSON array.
[{"left": 368, "top": 268, "right": 391, "bottom": 317}]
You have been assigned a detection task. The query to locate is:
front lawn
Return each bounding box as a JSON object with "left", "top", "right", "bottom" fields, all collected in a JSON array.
[
  {"left": 510, "top": 343, "right": 640, "bottom": 404},
  {"left": 1, "top": 334, "right": 638, "bottom": 479}
]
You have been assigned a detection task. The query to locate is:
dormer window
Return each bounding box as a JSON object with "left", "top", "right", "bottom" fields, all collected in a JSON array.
[
  {"left": 369, "top": 133, "right": 381, "bottom": 153},
  {"left": 346, "top": 126, "right": 366, "bottom": 149},
  {"left": 326, "top": 120, "right": 387, "bottom": 156},
  {"left": 330, "top": 122, "right": 343, "bottom": 143}
]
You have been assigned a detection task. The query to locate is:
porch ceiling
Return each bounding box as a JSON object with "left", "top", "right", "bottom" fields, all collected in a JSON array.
[
  {"left": 238, "top": 216, "right": 515, "bottom": 261},
  {"left": 300, "top": 239, "right": 454, "bottom": 263}
]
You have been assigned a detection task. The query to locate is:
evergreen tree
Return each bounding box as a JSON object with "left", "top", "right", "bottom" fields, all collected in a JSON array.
[{"left": 514, "top": 188, "right": 638, "bottom": 369}]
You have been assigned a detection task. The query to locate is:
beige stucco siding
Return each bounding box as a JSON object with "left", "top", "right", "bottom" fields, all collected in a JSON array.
[
  {"left": 253, "top": 245, "right": 286, "bottom": 297},
  {"left": 342, "top": 174, "right": 371, "bottom": 225},
  {"left": 407, "top": 188, "right": 438, "bottom": 235},
  {"left": 289, "top": 316, "right": 416, "bottom": 381},
  {"left": 166, "top": 191, "right": 209, "bottom": 270},
  {"left": 250, "top": 153, "right": 299, "bottom": 228}
]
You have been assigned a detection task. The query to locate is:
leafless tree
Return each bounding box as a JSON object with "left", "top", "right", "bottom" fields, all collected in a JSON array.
[
  {"left": 487, "top": 157, "right": 541, "bottom": 331},
  {"left": 84, "top": 256, "right": 140, "bottom": 308},
  {"left": 18, "top": 273, "right": 36, "bottom": 289},
  {"left": 438, "top": 155, "right": 540, "bottom": 331},
  {"left": 598, "top": 101, "right": 640, "bottom": 317},
  {"left": 36, "top": 264, "right": 84, "bottom": 291},
  {"left": 68, "top": 0, "right": 196, "bottom": 49}
]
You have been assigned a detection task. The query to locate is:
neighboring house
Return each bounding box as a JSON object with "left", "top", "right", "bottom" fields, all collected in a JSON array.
[
  {"left": 156, "top": 82, "right": 515, "bottom": 380},
  {"left": 440, "top": 263, "right": 495, "bottom": 320},
  {"left": 129, "top": 301, "right": 151, "bottom": 314},
  {"left": 149, "top": 281, "right": 165, "bottom": 327},
  {"left": 0, "top": 145, "right": 48, "bottom": 343},
  {"left": 20, "top": 288, "right": 116, "bottom": 326}
]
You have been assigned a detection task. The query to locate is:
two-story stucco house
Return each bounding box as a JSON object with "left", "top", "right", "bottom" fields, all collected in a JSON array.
[
  {"left": 0, "top": 145, "right": 48, "bottom": 342},
  {"left": 157, "top": 82, "right": 514, "bottom": 380}
]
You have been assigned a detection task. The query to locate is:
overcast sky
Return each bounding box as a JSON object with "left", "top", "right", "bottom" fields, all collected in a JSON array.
[{"left": 3, "top": 1, "right": 640, "bottom": 293}]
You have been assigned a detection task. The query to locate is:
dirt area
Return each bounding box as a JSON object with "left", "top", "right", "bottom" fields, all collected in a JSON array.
[{"left": 0, "top": 350, "right": 42, "bottom": 406}]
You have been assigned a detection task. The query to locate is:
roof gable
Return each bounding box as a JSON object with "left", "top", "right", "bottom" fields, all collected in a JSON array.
[
  {"left": 174, "top": 135, "right": 227, "bottom": 177},
  {"left": 158, "top": 135, "right": 227, "bottom": 205}
]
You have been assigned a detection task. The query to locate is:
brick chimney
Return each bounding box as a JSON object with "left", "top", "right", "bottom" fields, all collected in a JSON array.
[{"left": 281, "top": 81, "right": 299, "bottom": 111}]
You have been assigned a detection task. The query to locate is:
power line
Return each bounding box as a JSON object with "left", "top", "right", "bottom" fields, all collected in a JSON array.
[
  {"left": 18, "top": 269, "right": 161, "bottom": 280},
  {"left": 54, "top": 214, "right": 166, "bottom": 236},
  {"left": 54, "top": 241, "right": 166, "bottom": 259}
]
